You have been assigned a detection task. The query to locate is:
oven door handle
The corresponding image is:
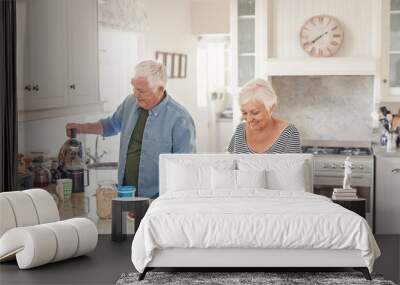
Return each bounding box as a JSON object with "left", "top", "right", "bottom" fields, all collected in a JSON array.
[{"left": 314, "top": 174, "right": 365, "bottom": 179}]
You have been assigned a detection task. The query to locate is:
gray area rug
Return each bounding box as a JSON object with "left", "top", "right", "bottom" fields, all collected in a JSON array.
[{"left": 116, "top": 271, "right": 396, "bottom": 285}]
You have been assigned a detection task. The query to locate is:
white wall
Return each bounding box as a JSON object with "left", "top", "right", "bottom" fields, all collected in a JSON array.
[
  {"left": 191, "top": 0, "right": 230, "bottom": 35},
  {"left": 141, "top": 0, "right": 209, "bottom": 152}
]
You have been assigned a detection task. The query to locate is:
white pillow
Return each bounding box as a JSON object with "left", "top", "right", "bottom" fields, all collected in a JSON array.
[
  {"left": 238, "top": 158, "right": 307, "bottom": 191},
  {"left": 211, "top": 168, "right": 236, "bottom": 190},
  {"left": 167, "top": 162, "right": 211, "bottom": 191},
  {"left": 236, "top": 169, "right": 267, "bottom": 189},
  {"left": 266, "top": 162, "right": 306, "bottom": 191}
]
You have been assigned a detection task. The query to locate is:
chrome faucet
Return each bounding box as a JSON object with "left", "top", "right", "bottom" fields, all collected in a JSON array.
[{"left": 85, "top": 135, "right": 107, "bottom": 164}]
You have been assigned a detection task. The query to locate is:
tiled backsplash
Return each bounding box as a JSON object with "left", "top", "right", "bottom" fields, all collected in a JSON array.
[{"left": 272, "top": 76, "right": 375, "bottom": 141}]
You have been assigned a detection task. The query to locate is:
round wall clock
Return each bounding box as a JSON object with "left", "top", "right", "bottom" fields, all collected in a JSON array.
[{"left": 299, "top": 15, "right": 344, "bottom": 57}]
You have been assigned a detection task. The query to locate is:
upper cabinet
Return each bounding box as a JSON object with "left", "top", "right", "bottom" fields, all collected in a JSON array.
[
  {"left": 230, "top": 0, "right": 260, "bottom": 125},
  {"left": 380, "top": 0, "right": 400, "bottom": 102},
  {"left": 18, "top": 0, "right": 68, "bottom": 111},
  {"left": 17, "top": 0, "right": 101, "bottom": 118},
  {"left": 67, "top": 0, "right": 99, "bottom": 106},
  {"left": 237, "top": 0, "right": 256, "bottom": 86}
]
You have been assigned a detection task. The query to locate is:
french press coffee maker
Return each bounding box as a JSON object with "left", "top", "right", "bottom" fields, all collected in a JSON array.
[{"left": 58, "top": 128, "right": 89, "bottom": 192}]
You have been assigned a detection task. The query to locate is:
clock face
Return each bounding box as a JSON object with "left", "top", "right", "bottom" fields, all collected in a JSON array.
[{"left": 300, "top": 15, "right": 344, "bottom": 57}]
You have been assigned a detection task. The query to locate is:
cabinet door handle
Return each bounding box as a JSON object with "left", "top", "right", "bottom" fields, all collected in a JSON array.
[
  {"left": 392, "top": 168, "right": 400, "bottom": 174},
  {"left": 32, "top": 85, "right": 39, "bottom": 91},
  {"left": 69, "top": 84, "right": 76, "bottom": 90}
]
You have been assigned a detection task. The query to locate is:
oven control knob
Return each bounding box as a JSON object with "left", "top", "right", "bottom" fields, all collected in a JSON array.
[
  {"left": 340, "top": 164, "right": 345, "bottom": 169},
  {"left": 330, "top": 163, "right": 337, "bottom": 169},
  {"left": 359, "top": 165, "right": 364, "bottom": 170},
  {"left": 322, "top": 163, "right": 329, "bottom": 168}
]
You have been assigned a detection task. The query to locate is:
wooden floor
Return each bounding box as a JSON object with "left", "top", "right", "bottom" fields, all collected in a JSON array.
[{"left": 0, "top": 235, "right": 398, "bottom": 285}]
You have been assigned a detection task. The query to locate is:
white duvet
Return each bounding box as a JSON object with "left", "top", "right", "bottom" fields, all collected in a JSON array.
[{"left": 131, "top": 190, "right": 380, "bottom": 273}]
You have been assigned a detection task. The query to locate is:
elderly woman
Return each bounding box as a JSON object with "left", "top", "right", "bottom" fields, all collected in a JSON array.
[{"left": 228, "top": 78, "right": 301, "bottom": 153}]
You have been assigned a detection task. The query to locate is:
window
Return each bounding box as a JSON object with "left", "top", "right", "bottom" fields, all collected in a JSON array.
[
  {"left": 196, "top": 36, "right": 231, "bottom": 107},
  {"left": 98, "top": 25, "right": 141, "bottom": 111}
]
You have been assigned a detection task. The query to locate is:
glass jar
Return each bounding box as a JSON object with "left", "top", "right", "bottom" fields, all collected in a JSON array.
[
  {"left": 96, "top": 180, "right": 117, "bottom": 219},
  {"left": 32, "top": 157, "right": 51, "bottom": 188}
]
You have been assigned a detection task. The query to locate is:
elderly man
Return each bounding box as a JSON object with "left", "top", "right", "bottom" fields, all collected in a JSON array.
[{"left": 66, "top": 60, "right": 196, "bottom": 198}]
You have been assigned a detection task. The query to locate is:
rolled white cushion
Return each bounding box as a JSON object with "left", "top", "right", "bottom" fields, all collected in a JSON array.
[
  {"left": 0, "top": 226, "right": 57, "bottom": 269},
  {"left": 0, "top": 218, "right": 97, "bottom": 269},
  {"left": 0, "top": 192, "right": 39, "bottom": 227},
  {"left": 64, "top": 218, "right": 98, "bottom": 257},
  {"left": 42, "top": 221, "right": 79, "bottom": 262},
  {"left": 0, "top": 196, "right": 17, "bottom": 237},
  {"left": 23, "top": 189, "right": 59, "bottom": 223}
]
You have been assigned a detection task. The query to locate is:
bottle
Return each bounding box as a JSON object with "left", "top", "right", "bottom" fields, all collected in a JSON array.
[
  {"left": 380, "top": 131, "right": 388, "bottom": 146},
  {"left": 386, "top": 132, "right": 395, "bottom": 152}
]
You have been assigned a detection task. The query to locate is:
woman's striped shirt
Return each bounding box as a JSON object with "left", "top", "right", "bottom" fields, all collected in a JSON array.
[{"left": 227, "top": 122, "right": 301, "bottom": 154}]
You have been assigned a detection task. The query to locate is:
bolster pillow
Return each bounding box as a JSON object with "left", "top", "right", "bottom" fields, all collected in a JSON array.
[{"left": 0, "top": 218, "right": 98, "bottom": 269}]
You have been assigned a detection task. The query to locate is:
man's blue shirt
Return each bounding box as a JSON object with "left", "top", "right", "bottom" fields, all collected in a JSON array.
[{"left": 100, "top": 93, "right": 196, "bottom": 198}]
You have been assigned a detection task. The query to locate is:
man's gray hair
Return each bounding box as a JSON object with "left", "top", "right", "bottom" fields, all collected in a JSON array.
[
  {"left": 134, "top": 60, "right": 167, "bottom": 90},
  {"left": 239, "top": 78, "right": 277, "bottom": 110}
]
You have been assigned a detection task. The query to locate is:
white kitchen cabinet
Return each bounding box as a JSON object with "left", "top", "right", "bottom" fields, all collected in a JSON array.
[
  {"left": 231, "top": 0, "right": 256, "bottom": 88},
  {"left": 21, "top": 0, "right": 68, "bottom": 111},
  {"left": 67, "top": 0, "right": 99, "bottom": 106},
  {"left": 216, "top": 119, "right": 233, "bottom": 152},
  {"left": 231, "top": 0, "right": 263, "bottom": 126},
  {"left": 375, "top": 155, "right": 400, "bottom": 234},
  {"left": 380, "top": 0, "right": 400, "bottom": 102},
  {"left": 17, "top": 0, "right": 100, "bottom": 113}
]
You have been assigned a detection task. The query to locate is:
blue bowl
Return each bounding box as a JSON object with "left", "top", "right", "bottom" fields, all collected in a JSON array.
[{"left": 118, "top": 185, "right": 136, "bottom": 198}]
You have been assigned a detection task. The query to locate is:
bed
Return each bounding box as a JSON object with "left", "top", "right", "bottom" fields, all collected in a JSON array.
[{"left": 131, "top": 154, "right": 380, "bottom": 280}]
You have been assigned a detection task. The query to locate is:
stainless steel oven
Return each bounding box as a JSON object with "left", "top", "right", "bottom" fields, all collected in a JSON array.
[{"left": 302, "top": 140, "right": 374, "bottom": 230}]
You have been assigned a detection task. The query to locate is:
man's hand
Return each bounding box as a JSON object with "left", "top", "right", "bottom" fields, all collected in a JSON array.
[
  {"left": 66, "top": 123, "right": 86, "bottom": 137},
  {"left": 65, "top": 122, "right": 104, "bottom": 137}
]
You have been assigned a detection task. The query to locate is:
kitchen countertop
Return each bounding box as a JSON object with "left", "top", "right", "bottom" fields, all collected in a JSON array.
[
  {"left": 216, "top": 117, "right": 233, "bottom": 122},
  {"left": 373, "top": 145, "right": 400, "bottom": 157},
  {"left": 44, "top": 181, "right": 135, "bottom": 234}
]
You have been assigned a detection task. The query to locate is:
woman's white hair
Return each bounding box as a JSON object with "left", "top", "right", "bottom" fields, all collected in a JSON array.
[
  {"left": 134, "top": 60, "right": 167, "bottom": 91},
  {"left": 239, "top": 78, "right": 277, "bottom": 110}
]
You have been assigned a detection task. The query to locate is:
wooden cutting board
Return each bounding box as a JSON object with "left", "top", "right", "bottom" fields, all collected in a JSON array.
[{"left": 392, "top": 110, "right": 400, "bottom": 130}]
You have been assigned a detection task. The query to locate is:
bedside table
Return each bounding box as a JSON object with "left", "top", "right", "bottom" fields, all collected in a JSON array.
[
  {"left": 332, "top": 198, "right": 366, "bottom": 218},
  {"left": 111, "top": 197, "right": 150, "bottom": 242}
]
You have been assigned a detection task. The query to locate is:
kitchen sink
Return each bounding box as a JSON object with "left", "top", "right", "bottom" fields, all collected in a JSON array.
[{"left": 87, "top": 162, "right": 118, "bottom": 170}]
